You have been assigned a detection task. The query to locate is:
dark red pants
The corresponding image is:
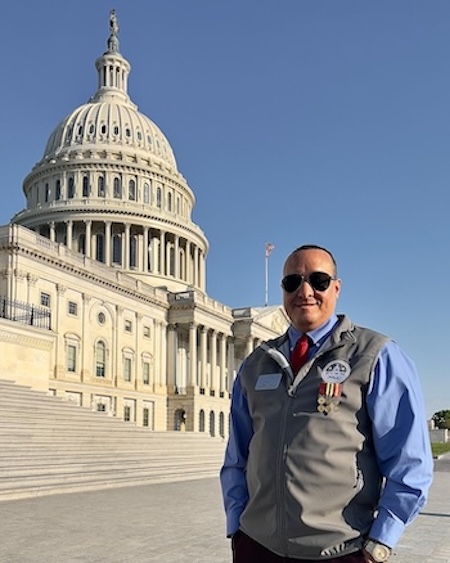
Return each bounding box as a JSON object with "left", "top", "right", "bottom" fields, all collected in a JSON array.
[{"left": 232, "top": 531, "right": 366, "bottom": 563}]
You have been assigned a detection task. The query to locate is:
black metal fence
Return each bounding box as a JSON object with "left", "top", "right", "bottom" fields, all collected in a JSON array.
[{"left": 0, "top": 297, "right": 51, "bottom": 331}]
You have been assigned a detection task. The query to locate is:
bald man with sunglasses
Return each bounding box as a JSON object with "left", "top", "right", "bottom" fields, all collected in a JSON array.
[{"left": 220, "top": 244, "right": 432, "bottom": 563}]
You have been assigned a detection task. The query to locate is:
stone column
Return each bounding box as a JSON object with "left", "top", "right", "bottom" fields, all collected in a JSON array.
[
  {"left": 49, "top": 222, "right": 56, "bottom": 242},
  {"left": 159, "top": 230, "right": 165, "bottom": 275},
  {"left": 219, "top": 333, "right": 227, "bottom": 395},
  {"left": 174, "top": 235, "right": 180, "bottom": 279},
  {"left": 227, "top": 337, "right": 235, "bottom": 393},
  {"left": 200, "top": 326, "right": 207, "bottom": 391},
  {"left": 245, "top": 335, "right": 253, "bottom": 358},
  {"left": 105, "top": 221, "right": 112, "bottom": 266},
  {"left": 85, "top": 220, "right": 92, "bottom": 258},
  {"left": 186, "top": 241, "right": 192, "bottom": 284},
  {"left": 210, "top": 330, "right": 217, "bottom": 394},
  {"left": 65, "top": 220, "right": 73, "bottom": 250},
  {"left": 124, "top": 223, "right": 130, "bottom": 269},
  {"left": 143, "top": 227, "right": 149, "bottom": 272},
  {"left": 189, "top": 322, "right": 197, "bottom": 388},
  {"left": 167, "top": 323, "right": 177, "bottom": 392},
  {"left": 199, "top": 249, "right": 205, "bottom": 291},
  {"left": 160, "top": 320, "right": 167, "bottom": 386}
]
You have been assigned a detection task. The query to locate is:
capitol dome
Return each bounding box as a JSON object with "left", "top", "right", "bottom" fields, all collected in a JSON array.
[
  {"left": 44, "top": 96, "right": 177, "bottom": 171},
  {"left": 12, "top": 11, "right": 208, "bottom": 294}
]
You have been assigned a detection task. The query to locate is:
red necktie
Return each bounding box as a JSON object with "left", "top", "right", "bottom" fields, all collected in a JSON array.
[{"left": 291, "top": 334, "right": 310, "bottom": 374}]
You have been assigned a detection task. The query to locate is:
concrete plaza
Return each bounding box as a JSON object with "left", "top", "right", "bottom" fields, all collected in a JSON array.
[{"left": 0, "top": 458, "right": 449, "bottom": 563}]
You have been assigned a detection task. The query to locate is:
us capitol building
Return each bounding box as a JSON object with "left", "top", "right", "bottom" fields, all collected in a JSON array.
[{"left": 0, "top": 12, "right": 288, "bottom": 436}]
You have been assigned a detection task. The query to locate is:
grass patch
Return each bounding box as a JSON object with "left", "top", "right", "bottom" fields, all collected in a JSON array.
[{"left": 431, "top": 442, "right": 450, "bottom": 457}]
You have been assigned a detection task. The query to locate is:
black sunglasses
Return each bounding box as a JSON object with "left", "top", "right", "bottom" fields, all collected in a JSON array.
[{"left": 281, "top": 271, "right": 337, "bottom": 293}]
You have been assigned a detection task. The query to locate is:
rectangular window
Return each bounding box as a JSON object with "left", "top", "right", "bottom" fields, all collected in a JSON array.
[
  {"left": 124, "top": 320, "right": 132, "bottom": 333},
  {"left": 97, "top": 404, "right": 106, "bottom": 412},
  {"left": 40, "top": 292, "right": 51, "bottom": 307},
  {"left": 124, "top": 358, "right": 132, "bottom": 382},
  {"left": 143, "top": 362, "right": 150, "bottom": 385},
  {"left": 143, "top": 326, "right": 150, "bottom": 338},
  {"left": 143, "top": 408, "right": 149, "bottom": 427},
  {"left": 124, "top": 405, "right": 131, "bottom": 422},
  {"left": 67, "top": 345, "right": 76, "bottom": 372},
  {"left": 68, "top": 301, "right": 78, "bottom": 316}
]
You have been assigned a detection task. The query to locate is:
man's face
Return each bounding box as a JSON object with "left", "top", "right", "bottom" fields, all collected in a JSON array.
[{"left": 282, "top": 248, "right": 341, "bottom": 333}]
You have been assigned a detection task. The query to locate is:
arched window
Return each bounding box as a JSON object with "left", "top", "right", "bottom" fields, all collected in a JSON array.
[
  {"left": 96, "top": 234, "right": 105, "bottom": 263},
  {"left": 98, "top": 176, "right": 105, "bottom": 197},
  {"left": 168, "top": 192, "right": 172, "bottom": 211},
  {"left": 55, "top": 179, "right": 61, "bottom": 200},
  {"left": 144, "top": 183, "right": 150, "bottom": 204},
  {"left": 45, "top": 183, "right": 50, "bottom": 203},
  {"left": 209, "top": 411, "right": 215, "bottom": 437},
  {"left": 113, "top": 177, "right": 121, "bottom": 199},
  {"left": 96, "top": 340, "right": 106, "bottom": 377},
  {"left": 113, "top": 234, "right": 122, "bottom": 264},
  {"left": 156, "top": 187, "right": 162, "bottom": 208},
  {"left": 129, "top": 179, "right": 136, "bottom": 201},
  {"left": 219, "top": 412, "right": 225, "bottom": 438},
  {"left": 177, "top": 197, "right": 180, "bottom": 214},
  {"left": 82, "top": 176, "right": 89, "bottom": 197},
  {"left": 199, "top": 409, "right": 205, "bottom": 432}
]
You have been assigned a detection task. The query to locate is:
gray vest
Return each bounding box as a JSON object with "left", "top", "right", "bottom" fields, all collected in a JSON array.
[{"left": 239, "top": 315, "right": 389, "bottom": 560}]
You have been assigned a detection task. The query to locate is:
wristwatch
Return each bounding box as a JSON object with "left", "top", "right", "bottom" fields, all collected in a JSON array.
[{"left": 363, "top": 539, "right": 391, "bottom": 562}]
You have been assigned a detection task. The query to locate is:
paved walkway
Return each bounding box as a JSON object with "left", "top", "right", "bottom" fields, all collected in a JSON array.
[{"left": 0, "top": 458, "right": 449, "bottom": 563}]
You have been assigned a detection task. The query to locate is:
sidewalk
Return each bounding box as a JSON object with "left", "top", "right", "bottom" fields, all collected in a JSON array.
[{"left": 0, "top": 464, "right": 448, "bottom": 562}]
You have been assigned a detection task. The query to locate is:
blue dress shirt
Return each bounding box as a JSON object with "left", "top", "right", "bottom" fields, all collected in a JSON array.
[{"left": 220, "top": 314, "right": 433, "bottom": 548}]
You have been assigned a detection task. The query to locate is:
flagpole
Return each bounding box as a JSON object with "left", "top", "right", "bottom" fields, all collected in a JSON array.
[
  {"left": 265, "top": 251, "right": 269, "bottom": 307},
  {"left": 264, "top": 243, "right": 274, "bottom": 307}
]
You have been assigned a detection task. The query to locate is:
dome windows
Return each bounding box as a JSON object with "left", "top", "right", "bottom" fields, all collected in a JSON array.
[
  {"left": 144, "top": 182, "right": 150, "bottom": 204},
  {"left": 68, "top": 177, "right": 75, "bottom": 199},
  {"left": 101, "top": 124, "right": 107, "bottom": 135},
  {"left": 113, "top": 177, "right": 121, "bottom": 198},
  {"left": 113, "top": 126, "right": 119, "bottom": 136},
  {"left": 156, "top": 187, "right": 162, "bottom": 208},
  {"left": 56, "top": 179, "right": 61, "bottom": 200},
  {"left": 128, "top": 179, "right": 136, "bottom": 201},
  {"left": 125, "top": 127, "right": 131, "bottom": 138},
  {"left": 98, "top": 176, "right": 105, "bottom": 197},
  {"left": 82, "top": 176, "right": 89, "bottom": 198}
]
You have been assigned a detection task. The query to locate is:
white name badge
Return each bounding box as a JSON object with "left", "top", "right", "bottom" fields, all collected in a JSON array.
[{"left": 255, "top": 373, "right": 282, "bottom": 391}]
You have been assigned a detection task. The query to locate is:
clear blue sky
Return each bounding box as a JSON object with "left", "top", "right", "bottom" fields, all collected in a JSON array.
[{"left": 1, "top": 1, "right": 449, "bottom": 417}]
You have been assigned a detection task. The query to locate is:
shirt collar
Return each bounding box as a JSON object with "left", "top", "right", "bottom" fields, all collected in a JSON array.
[{"left": 288, "top": 314, "right": 339, "bottom": 351}]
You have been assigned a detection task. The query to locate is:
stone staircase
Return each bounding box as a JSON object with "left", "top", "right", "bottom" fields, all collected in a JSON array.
[{"left": 0, "top": 379, "right": 226, "bottom": 501}]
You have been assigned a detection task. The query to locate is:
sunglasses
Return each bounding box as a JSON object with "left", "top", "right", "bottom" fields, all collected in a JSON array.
[{"left": 281, "top": 271, "right": 337, "bottom": 293}]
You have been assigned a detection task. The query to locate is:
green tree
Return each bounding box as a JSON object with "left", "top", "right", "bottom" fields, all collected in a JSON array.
[{"left": 432, "top": 410, "right": 450, "bottom": 429}]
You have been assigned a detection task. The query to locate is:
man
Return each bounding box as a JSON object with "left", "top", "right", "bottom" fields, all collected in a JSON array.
[{"left": 220, "top": 244, "right": 433, "bottom": 563}]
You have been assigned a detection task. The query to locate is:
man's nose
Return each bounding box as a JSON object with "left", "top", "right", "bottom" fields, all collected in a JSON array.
[{"left": 297, "top": 278, "right": 314, "bottom": 297}]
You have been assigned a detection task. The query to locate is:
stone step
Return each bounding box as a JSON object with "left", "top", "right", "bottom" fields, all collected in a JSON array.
[
  {"left": 0, "top": 469, "right": 220, "bottom": 502},
  {"left": 0, "top": 379, "right": 226, "bottom": 501}
]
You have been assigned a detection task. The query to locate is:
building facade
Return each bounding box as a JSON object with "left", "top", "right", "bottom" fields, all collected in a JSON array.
[{"left": 0, "top": 11, "right": 288, "bottom": 436}]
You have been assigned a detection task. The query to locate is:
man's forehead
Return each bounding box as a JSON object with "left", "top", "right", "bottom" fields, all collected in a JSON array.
[{"left": 284, "top": 248, "right": 334, "bottom": 270}]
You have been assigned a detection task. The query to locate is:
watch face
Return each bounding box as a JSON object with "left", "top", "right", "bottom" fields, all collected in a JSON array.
[
  {"left": 373, "top": 544, "right": 390, "bottom": 561},
  {"left": 365, "top": 540, "right": 391, "bottom": 562}
]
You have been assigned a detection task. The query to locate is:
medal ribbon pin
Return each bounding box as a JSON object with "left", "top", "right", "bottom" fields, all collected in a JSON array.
[{"left": 317, "top": 381, "right": 343, "bottom": 414}]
